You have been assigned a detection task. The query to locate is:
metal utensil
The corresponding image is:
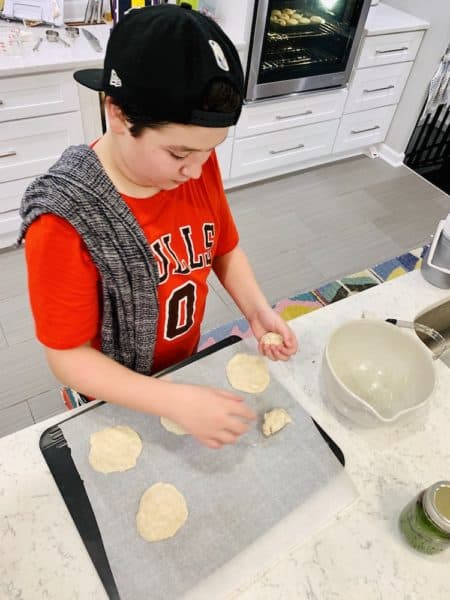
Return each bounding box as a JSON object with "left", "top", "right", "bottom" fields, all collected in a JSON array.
[
  {"left": 65, "top": 26, "right": 79, "bottom": 39},
  {"left": 45, "top": 29, "right": 71, "bottom": 47},
  {"left": 32, "top": 37, "right": 43, "bottom": 52},
  {"left": 385, "top": 318, "right": 449, "bottom": 360},
  {"left": 82, "top": 28, "right": 102, "bottom": 52}
]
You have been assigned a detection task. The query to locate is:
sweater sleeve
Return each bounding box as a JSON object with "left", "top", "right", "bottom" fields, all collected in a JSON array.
[{"left": 24, "top": 214, "right": 101, "bottom": 349}]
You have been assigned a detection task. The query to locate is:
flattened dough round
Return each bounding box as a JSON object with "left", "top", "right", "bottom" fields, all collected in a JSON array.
[
  {"left": 226, "top": 353, "right": 270, "bottom": 394},
  {"left": 89, "top": 425, "right": 142, "bottom": 473},
  {"left": 136, "top": 483, "right": 188, "bottom": 542},
  {"left": 160, "top": 416, "right": 188, "bottom": 436},
  {"left": 262, "top": 408, "right": 292, "bottom": 437},
  {"left": 261, "top": 332, "right": 283, "bottom": 346}
]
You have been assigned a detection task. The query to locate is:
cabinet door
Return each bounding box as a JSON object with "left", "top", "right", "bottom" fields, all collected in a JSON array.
[
  {"left": 0, "top": 72, "right": 80, "bottom": 123},
  {"left": 0, "top": 112, "right": 84, "bottom": 183},
  {"left": 215, "top": 138, "right": 233, "bottom": 182},
  {"left": 231, "top": 120, "right": 339, "bottom": 179},
  {"left": 236, "top": 90, "right": 347, "bottom": 139},
  {"left": 357, "top": 31, "right": 424, "bottom": 68},
  {"left": 0, "top": 211, "right": 22, "bottom": 248},
  {"left": 333, "top": 105, "right": 396, "bottom": 153},
  {"left": 0, "top": 177, "right": 36, "bottom": 214},
  {"left": 345, "top": 61, "right": 413, "bottom": 114}
]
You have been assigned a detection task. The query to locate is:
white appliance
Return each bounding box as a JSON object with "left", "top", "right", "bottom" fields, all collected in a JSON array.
[{"left": 2, "top": 0, "right": 64, "bottom": 25}]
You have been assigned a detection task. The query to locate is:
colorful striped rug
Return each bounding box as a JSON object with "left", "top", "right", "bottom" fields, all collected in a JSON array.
[{"left": 198, "top": 245, "right": 428, "bottom": 350}]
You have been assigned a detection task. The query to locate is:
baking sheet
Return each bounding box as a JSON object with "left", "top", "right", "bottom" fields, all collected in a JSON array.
[{"left": 60, "top": 341, "right": 355, "bottom": 600}]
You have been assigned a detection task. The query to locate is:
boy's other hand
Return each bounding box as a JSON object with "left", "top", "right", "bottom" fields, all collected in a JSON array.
[
  {"left": 249, "top": 308, "right": 298, "bottom": 361},
  {"left": 165, "top": 384, "right": 256, "bottom": 449}
]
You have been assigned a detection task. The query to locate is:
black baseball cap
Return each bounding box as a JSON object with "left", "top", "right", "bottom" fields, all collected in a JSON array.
[{"left": 74, "top": 5, "right": 244, "bottom": 127}]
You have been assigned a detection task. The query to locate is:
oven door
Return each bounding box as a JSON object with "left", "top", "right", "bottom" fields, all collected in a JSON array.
[{"left": 246, "top": 0, "right": 371, "bottom": 102}]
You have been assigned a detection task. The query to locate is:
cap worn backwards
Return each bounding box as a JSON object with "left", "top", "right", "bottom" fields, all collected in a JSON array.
[{"left": 74, "top": 5, "right": 244, "bottom": 128}]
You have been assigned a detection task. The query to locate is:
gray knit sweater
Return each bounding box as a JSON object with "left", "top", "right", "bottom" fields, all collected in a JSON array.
[{"left": 18, "top": 144, "right": 160, "bottom": 375}]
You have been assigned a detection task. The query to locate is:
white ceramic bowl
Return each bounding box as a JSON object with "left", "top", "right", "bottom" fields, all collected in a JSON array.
[{"left": 321, "top": 319, "right": 436, "bottom": 426}]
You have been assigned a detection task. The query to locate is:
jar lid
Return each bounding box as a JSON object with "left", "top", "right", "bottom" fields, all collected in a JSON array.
[{"left": 423, "top": 481, "right": 450, "bottom": 534}]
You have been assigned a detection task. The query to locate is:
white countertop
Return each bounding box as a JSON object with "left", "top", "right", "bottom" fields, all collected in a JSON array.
[
  {"left": 365, "top": 2, "right": 429, "bottom": 36},
  {"left": 1, "top": 269, "right": 450, "bottom": 599},
  {"left": 0, "top": 3, "right": 429, "bottom": 79},
  {"left": 0, "top": 23, "right": 110, "bottom": 77}
]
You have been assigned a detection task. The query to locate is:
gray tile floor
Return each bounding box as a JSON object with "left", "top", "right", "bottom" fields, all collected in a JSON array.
[{"left": 1, "top": 156, "right": 449, "bottom": 438}]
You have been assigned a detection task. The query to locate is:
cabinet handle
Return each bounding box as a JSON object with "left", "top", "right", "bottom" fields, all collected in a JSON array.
[
  {"left": 270, "top": 143, "right": 305, "bottom": 155},
  {"left": 276, "top": 110, "right": 313, "bottom": 120},
  {"left": 363, "top": 85, "right": 395, "bottom": 93},
  {"left": 375, "top": 47, "right": 408, "bottom": 54},
  {"left": 350, "top": 125, "right": 380, "bottom": 134},
  {"left": 0, "top": 150, "right": 17, "bottom": 159}
]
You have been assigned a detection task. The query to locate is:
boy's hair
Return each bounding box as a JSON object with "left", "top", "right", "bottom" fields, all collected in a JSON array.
[{"left": 110, "top": 79, "right": 242, "bottom": 137}]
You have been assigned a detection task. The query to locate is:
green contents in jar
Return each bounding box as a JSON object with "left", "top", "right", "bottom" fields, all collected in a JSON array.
[{"left": 399, "top": 490, "right": 450, "bottom": 555}]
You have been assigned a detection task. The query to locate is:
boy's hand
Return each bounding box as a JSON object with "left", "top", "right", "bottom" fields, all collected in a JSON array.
[
  {"left": 165, "top": 384, "right": 256, "bottom": 449},
  {"left": 249, "top": 308, "right": 298, "bottom": 361}
]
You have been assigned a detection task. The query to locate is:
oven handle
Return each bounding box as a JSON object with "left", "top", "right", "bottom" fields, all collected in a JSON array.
[
  {"left": 363, "top": 85, "right": 395, "bottom": 93},
  {"left": 275, "top": 110, "right": 313, "bottom": 120},
  {"left": 270, "top": 144, "right": 305, "bottom": 155},
  {"left": 375, "top": 47, "right": 408, "bottom": 54},
  {"left": 350, "top": 125, "right": 380, "bottom": 134}
]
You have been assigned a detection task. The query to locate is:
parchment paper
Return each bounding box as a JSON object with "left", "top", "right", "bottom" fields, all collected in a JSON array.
[{"left": 61, "top": 341, "right": 356, "bottom": 600}]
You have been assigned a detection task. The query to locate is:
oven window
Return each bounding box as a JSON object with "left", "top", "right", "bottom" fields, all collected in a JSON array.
[{"left": 258, "top": 0, "right": 366, "bottom": 84}]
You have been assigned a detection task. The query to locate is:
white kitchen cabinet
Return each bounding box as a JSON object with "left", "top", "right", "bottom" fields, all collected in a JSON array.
[
  {"left": 0, "top": 177, "right": 36, "bottom": 213},
  {"left": 0, "top": 68, "right": 90, "bottom": 248},
  {"left": 215, "top": 137, "right": 233, "bottom": 182},
  {"left": 0, "top": 71, "right": 80, "bottom": 123},
  {"left": 0, "top": 112, "right": 84, "bottom": 247},
  {"left": 231, "top": 119, "right": 339, "bottom": 179},
  {"left": 0, "top": 112, "right": 84, "bottom": 183},
  {"left": 344, "top": 61, "right": 413, "bottom": 114},
  {"left": 0, "top": 211, "right": 22, "bottom": 248},
  {"left": 356, "top": 30, "right": 424, "bottom": 69},
  {"left": 333, "top": 105, "right": 397, "bottom": 153},
  {"left": 236, "top": 89, "right": 347, "bottom": 138}
]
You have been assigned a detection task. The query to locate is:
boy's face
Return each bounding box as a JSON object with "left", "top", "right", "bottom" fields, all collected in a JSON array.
[{"left": 108, "top": 101, "right": 228, "bottom": 191}]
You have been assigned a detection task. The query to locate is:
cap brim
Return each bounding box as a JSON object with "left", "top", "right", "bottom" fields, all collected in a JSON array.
[{"left": 73, "top": 68, "right": 104, "bottom": 92}]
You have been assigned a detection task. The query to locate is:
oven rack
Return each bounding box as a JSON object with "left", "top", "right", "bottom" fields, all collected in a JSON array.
[
  {"left": 268, "top": 20, "right": 346, "bottom": 40},
  {"left": 261, "top": 47, "right": 339, "bottom": 72}
]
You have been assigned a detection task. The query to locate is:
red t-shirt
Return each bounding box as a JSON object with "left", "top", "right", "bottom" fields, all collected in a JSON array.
[{"left": 25, "top": 151, "right": 238, "bottom": 373}]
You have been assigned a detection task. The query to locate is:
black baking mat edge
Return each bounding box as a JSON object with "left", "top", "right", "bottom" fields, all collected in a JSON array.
[{"left": 39, "top": 334, "right": 344, "bottom": 599}]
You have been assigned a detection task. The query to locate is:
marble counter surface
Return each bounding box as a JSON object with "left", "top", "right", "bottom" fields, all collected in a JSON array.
[{"left": 1, "top": 270, "right": 450, "bottom": 599}]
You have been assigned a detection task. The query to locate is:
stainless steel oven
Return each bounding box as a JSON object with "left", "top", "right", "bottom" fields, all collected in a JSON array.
[{"left": 245, "top": 0, "right": 371, "bottom": 102}]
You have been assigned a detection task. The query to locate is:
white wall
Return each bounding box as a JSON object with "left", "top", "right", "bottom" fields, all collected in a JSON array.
[{"left": 382, "top": 0, "right": 450, "bottom": 155}]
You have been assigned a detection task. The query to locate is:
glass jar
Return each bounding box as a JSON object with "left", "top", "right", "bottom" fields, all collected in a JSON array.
[{"left": 399, "top": 481, "right": 450, "bottom": 554}]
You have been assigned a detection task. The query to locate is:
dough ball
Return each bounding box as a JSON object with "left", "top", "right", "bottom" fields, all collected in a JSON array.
[
  {"left": 89, "top": 425, "right": 142, "bottom": 474},
  {"left": 160, "top": 416, "right": 188, "bottom": 436},
  {"left": 262, "top": 408, "right": 293, "bottom": 437},
  {"left": 278, "top": 18, "right": 288, "bottom": 26},
  {"left": 136, "top": 483, "right": 188, "bottom": 542},
  {"left": 271, "top": 9, "right": 282, "bottom": 17},
  {"left": 292, "top": 12, "right": 303, "bottom": 19},
  {"left": 287, "top": 18, "right": 298, "bottom": 25},
  {"left": 310, "top": 15, "right": 325, "bottom": 24},
  {"left": 261, "top": 332, "right": 284, "bottom": 346},
  {"left": 270, "top": 15, "right": 279, "bottom": 23},
  {"left": 298, "top": 17, "right": 311, "bottom": 24},
  {"left": 283, "top": 8, "right": 295, "bottom": 15},
  {"left": 226, "top": 353, "right": 270, "bottom": 394}
]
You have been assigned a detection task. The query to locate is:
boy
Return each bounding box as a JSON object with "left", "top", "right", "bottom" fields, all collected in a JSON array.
[{"left": 19, "top": 5, "right": 297, "bottom": 449}]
